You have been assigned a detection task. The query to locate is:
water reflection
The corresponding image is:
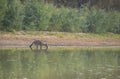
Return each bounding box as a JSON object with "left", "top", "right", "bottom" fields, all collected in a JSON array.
[
  {"left": 0, "top": 48, "right": 120, "bottom": 79},
  {"left": 30, "top": 48, "right": 48, "bottom": 53}
]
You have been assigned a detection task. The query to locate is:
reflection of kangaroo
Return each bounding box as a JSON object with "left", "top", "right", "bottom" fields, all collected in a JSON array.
[{"left": 29, "top": 40, "right": 48, "bottom": 50}]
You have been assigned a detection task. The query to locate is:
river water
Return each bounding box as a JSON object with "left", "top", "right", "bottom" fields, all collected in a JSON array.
[{"left": 0, "top": 48, "right": 120, "bottom": 79}]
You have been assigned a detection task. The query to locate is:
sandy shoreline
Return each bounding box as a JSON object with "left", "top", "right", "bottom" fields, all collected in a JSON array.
[
  {"left": 0, "top": 32, "right": 120, "bottom": 48},
  {"left": 0, "top": 39, "right": 120, "bottom": 49},
  {"left": 0, "top": 45, "right": 120, "bottom": 49}
]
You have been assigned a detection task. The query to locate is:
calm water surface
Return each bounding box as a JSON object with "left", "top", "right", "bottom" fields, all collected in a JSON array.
[{"left": 0, "top": 48, "right": 120, "bottom": 79}]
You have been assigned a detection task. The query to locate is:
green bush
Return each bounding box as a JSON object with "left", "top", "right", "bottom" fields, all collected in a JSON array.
[
  {"left": 0, "top": 0, "right": 120, "bottom": 34},
  {"left": 86, "top": 8, "right": 108, "bottom": 33},
  {"left": 23, "top": 1, "right": 54, "bottom": 31},
  {"left": 1, "top": 0, "right": 24, "bottom": 31},
  {"left": 106, "top": 11, "right": 120, "bottom": 33},
  {"left": 48, "top": 6, "right": 89, "bottom": 32}
]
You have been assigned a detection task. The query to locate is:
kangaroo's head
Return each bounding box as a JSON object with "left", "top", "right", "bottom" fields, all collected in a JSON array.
[{"left": 43, "top": 43, "right": 48, "bottom": 50}]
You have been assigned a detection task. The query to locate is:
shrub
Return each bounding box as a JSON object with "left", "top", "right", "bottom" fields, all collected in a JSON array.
[
  {"left": 86, "top": 7, "right": 108, "bottom": 33},
  {"left": 0, "top": 0, "right": 120, "bottom": 34},
  {"left": 1, "top": 0, "right": 24, "bottom": 31},
  {"left": 106, "top": 11, "right": 120, "bottom": 34}
]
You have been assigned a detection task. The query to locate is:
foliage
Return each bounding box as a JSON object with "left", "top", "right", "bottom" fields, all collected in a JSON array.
[
  {"left": 0, "top": 0, "right": 7, "bottom": 23},
  {"left": 23, "top": 0, "right": 53, "bottom": 31},
  {"left": 46, "top": 0, "right": 120, "bottom": 11},
  {"left": 107, "top": 11, "right": 120, "bottom": 33},
  {"left": 0, "top": 0, "right": 120, "bottom": 34},
  {"left": 1, "top": 0, "right": 23, "bottom": 31},
  {"left": 86, "top": 8, "right": 108, "bottom": 33},
  {"left": 49, "top": 6, "right": 89, "bottom": 32}
]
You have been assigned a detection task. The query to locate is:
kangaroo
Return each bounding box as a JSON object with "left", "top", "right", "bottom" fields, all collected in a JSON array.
[{"left": 29, "top": 40, "right": 48, "bottom": 50}]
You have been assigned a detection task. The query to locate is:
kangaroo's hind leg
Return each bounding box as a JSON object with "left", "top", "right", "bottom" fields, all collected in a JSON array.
[
  {"left": 40, "top": 44, "right": 42, "bottom": 50},
  {"left": 42, "top": 43, "right": 48, "bottom": 50},
  {"left": 45, "top": 44, "right": 48, "bottom": 50},
  {"left": 36, "top": 45, "right": 39, "bottom": 50}
]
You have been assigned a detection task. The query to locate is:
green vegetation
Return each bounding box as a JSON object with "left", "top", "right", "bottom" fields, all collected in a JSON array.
[
  {"left": 0, "top": 0, "right": 120, "bottom": 34},
  {"left": 46, "top": 0, "right": 120, "bottom": 10},
  {"left": 1, "top": 31, "right": 120, "bottom": 39}
]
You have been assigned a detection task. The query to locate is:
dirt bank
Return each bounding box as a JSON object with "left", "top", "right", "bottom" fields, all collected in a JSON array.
[{"left": 0, "top": 31, "right": 120, "bottom": 48}]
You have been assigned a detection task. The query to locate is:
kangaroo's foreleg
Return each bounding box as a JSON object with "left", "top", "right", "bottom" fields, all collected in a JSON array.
[{"left": 29, "top": 42, "right": 33, "bottom": 49}]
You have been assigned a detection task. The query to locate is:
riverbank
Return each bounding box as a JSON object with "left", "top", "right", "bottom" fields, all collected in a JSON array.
[{"left": 0, "top": 31, "right": 120, "bottom": 48}]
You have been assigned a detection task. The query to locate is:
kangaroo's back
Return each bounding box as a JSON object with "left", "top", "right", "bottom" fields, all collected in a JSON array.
[{"left": 33, "top": 40, "right": 42, "bottom": 45}]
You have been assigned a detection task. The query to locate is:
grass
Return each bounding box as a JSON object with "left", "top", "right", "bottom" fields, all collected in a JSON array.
[{"left": 0, "top": 31, "right": 120, "bottom": 39}]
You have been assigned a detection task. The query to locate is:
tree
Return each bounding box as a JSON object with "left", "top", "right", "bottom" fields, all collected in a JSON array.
[
  {"left": 23, "top": 0, "right": 52, "bottom": 31},
  {"left": 1, "top": 0, "right": 24, "bottom": 31},
  {"left": 0, "top": 0, "right": 7, "bottom": 30}
]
